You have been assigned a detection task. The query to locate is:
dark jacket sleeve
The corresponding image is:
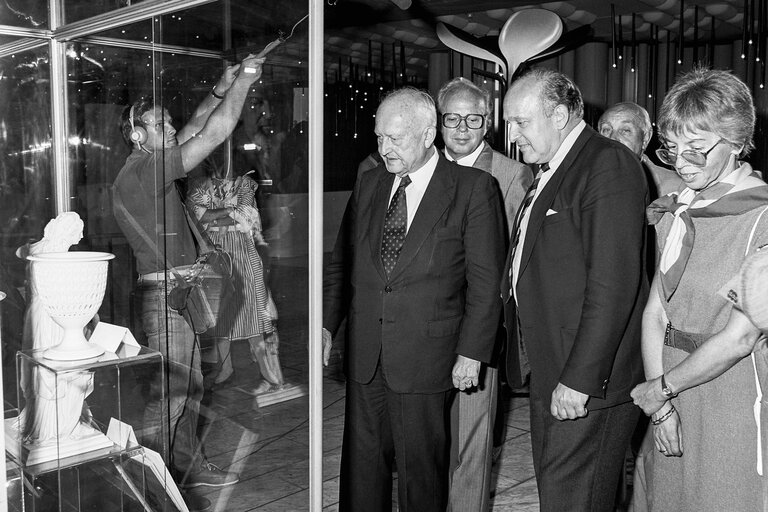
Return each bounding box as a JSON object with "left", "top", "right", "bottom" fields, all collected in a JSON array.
[
  {"left": 455, "top": 171, "right": 506, "bottom": 363},
  {"left": 559, "top": 144, "right": 648, "bottom": 397}
]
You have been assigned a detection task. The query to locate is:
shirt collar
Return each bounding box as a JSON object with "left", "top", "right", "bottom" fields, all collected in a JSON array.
[
  {"left": 546, "top": 120, "right": 586, "bottom": 173},
  {"left": 444, "top": 141, "right": 485, "bottom": 167},
  {"left": 399, "top": 146, "right": 438, "bottom": 186}
]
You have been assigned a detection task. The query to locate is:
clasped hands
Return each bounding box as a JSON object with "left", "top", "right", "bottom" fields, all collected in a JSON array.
[{"left": 630, "top": 378, "right": 683, "bottom": 457}]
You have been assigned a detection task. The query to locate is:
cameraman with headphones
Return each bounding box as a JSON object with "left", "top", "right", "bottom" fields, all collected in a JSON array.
[{"left": 113, "top": 53, "right": 264, "bottom": 512}]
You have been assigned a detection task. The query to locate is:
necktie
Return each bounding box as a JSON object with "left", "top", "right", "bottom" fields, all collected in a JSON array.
[
  {"left": 508, "top": 163, "right": 548, "bottom": 296},
  {"left": 381, "top": 175, "right": 411, "bottom": 277}
]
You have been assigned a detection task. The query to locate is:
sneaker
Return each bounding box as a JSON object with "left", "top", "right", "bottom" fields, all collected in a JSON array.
[
  {"left": 179, "top": 462, "right": 240, "bottom": 489},
  {"left": 181, "top": 491, "right": 211, "bottom": 512}
]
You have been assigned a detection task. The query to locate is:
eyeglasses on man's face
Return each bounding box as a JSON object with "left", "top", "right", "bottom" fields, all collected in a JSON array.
[
  {"left": 655, "top": 139, "right": 727, "bottom": 167},
  {"left": 442, "top": 113, "right": 485, "bottom": 130}
]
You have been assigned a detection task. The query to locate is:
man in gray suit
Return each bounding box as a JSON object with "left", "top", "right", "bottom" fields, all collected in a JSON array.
[{"left": 436, "top": 77, "right": 532, "bottom": 512}]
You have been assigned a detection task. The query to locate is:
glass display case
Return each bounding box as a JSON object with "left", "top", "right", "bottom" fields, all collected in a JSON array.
[
  {"left": 4, "top": 346, "right": 181, "bottom": 511},
  {"left": 1, "top": 0, "right": 324, "bottom": 509},
  {"left": 5, "top": 344, "right": 180, "bottom": 510}
]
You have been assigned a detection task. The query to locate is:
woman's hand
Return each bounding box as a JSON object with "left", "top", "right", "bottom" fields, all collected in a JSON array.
[
  {"left": 652, "top": 403, "right": 683, "bottom": 457},
  {"left": 631, "top": 376, "right": 668, "bottom": 416}
]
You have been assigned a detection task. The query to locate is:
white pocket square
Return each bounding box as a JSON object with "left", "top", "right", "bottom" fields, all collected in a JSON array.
[{"left": 546, "top": 209, "right": 558, "bottom": 216}]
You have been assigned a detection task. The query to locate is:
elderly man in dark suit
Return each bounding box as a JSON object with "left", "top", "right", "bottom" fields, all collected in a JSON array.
[
  {"left": 435, "top": 76, "right": 531, "bottom": 512},
  {"left": 323, "top": 87, "right": 505, "bottom": 512},
  {"left": 501, "top": 68, "right": 648, "bottom": 511}
]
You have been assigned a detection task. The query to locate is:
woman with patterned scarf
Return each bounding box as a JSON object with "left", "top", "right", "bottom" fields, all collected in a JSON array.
[{"left": 634, "top": 67, "right": 768, "bottom": 511}]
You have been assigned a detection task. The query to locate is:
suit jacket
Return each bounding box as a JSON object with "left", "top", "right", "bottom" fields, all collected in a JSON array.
[
  {"left": 501, "top": 125, "right": 648, "bottom": 409},
  {"left": 473, "top": 142, "right": 533, "bottom": 234},
  {"left": 324, "top": 152, "right": 505, "bottom": 394}
]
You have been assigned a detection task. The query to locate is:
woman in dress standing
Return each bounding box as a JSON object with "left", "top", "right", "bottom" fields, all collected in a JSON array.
[
  {"left": 639, "top": 67, "right": 768, "bottom": 511},
  {"left": 187, "top": 153, "right": 284, "bottom": 394}
]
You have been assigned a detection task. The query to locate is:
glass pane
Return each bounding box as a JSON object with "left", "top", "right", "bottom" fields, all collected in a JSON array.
[
  {"left": 0, "top": 45, "right": 54, "bottom": 408},
  {"left": 58, "top": 1, "right": 313, "bottom": 510},
  {"left": 0, "top": 0, "right": 48, "bottom": 30}
]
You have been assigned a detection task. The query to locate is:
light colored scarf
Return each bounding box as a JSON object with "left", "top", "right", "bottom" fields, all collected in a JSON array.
[{"left": 647, "top": 162, "right": 768, "bottom": 301}]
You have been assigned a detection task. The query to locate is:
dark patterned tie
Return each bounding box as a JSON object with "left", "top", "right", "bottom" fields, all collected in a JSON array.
[
  {"left": 381, "top": 175, "right": 412, "bottom": 277},
  {"left": 508, "top": 163, "right": 548, "bottom": 296}
]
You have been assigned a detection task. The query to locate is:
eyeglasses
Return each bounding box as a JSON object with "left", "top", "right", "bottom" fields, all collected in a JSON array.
[
  {"left": 655, "top": 139, "right": 727, "bottom": 167},
  {"left": 442, "top": 113, "right": 485, "bottom": 130}
]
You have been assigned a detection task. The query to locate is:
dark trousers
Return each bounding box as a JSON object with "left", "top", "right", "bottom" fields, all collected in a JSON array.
[
  {"left": 530, "top": 393, "right": 639, "bottom": 512},
  {"left": 340, "top": 364, "right": 452, "bottom": 512}
]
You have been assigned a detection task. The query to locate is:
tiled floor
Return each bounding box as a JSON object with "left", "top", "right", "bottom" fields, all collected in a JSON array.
[
  {"left": 190, "top": 257, "right": 544, "bottom": 511},
  {"left": 195, "top": 342, "right": 541, "bottom": 511}
]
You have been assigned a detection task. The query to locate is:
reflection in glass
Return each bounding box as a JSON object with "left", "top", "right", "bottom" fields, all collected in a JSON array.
[
  {"left": 0, "top": 47, "right": 54, "bottom": 401},
  {"left": 4, "top": 0, "right": 316, "bottom": 509},
  {"left": 0, "top": 0, "right": 48, "bottom": 29}
]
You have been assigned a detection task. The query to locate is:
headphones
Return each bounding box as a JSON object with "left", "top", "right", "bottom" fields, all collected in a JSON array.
[{"left": 128, "top": 105, "right": 148, "bottom": 145}]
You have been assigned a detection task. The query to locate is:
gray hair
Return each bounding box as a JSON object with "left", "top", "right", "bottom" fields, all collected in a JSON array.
[
  {"left": 516, "top": 68, "right": 584, "bottom": 119},
  {"left": 379, "top": 86, "right": 437, "bottom": 130},
  {"left": 436, "top": 77, "right": 492, "bottom": 116},
  {"left": 657, "top": 67, "right": 755, "bottom": 157},
  {"left": 599, "top": 102, "right": 652, "bottom": 138}
]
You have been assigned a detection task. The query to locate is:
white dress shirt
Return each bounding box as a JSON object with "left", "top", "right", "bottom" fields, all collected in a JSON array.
[
  {"left": 444, "top": 141, "right": 485, "bottom": 168},
  {"left": 512, "top": 120, "right": 587, "bottom": 301},
  {"left": 388, "top": 146, "right": 438, "bottom": 231}
]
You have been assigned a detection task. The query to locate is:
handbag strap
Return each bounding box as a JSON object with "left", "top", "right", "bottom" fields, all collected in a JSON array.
[
  {"left": 112, "top": 186, "right": 187, "bottom": 283},
  {"left": 745, "top": 205, "right": 767, "bottom": 477},
  {"left": 175, "top": 182, "right": 216, "bottom": 254}
]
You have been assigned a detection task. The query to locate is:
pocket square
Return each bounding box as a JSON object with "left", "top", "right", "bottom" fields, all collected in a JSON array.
[{"left": 546, "top": 209, "right": 558, "bottom": 216}]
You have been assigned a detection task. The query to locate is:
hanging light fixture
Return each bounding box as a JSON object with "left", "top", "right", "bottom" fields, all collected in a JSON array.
[
  {"left": 618, "top": 14, "right": 624, "bottom": 61},
  {"left": 611, "top": 4, "right": 618, "bottom": 68},
  {"left": 631, "top": 13, "right": 637, "bottom": 72},
  {"left": 743, "top": 0, "right": 749, "bottom": 59},
  {"left": 757, "top": 0, "right": 764, "bottom": 63},
  {"left": 678, "top": 0, "right": 684, "bottom": 65},
  {"left": 647, "top": 24, "right": 655, "bottom": 100}
]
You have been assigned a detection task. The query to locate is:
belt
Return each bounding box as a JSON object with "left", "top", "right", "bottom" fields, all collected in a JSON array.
[
  {"left": 664, "top": 322, "right": 709, "bottom": 354},
  {"left": 206, "top": 226, "right": 231, "bottom": 232},
  {"left": 138, "top": 264, "right": 195, "bottom": 284},
  {"left": 138, "top": 272, "right": 177, "bottom": 283}
]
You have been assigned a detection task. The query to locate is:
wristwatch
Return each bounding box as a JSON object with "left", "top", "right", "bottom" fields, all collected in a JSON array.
[{"left": 660, "top": 374, "right": 677, "bottom": 399}]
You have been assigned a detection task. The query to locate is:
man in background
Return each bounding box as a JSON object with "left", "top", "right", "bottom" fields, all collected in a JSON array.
[
  {"left": 436, "top": 76, "right": 531, "bottom": 512},
  {"left": 597, "top": 101, "right": 681, "bottom": 198},
  {"left": 113, "top": 54, "right": 264, "bottom": 512}
]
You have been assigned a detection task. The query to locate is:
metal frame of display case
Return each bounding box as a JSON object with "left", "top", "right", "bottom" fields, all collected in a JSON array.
[{"left": 0, "top": 0, "right": 325, "bottom": 508}]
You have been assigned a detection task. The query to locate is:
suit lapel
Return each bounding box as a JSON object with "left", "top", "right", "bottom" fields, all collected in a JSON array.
[
  {"left": 368, "top": 170, "right": 396, "bottom": 281},
  {"left": 389, "top": 156, "right": 453, "bottom": 280},
  {"left": 473, "top": 142, "right": 493, "bottom": 173},
  {"left": 518, "top": 126, "right": 593, "bottom": 277}
]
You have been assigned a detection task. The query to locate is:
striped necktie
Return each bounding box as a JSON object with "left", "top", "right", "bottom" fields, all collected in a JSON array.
[
  {"left": 381, "top": 175, "right": 411, "bottom": 277},
  {"left": 508, "top": 163, "right": 549, "bottom": 296}
]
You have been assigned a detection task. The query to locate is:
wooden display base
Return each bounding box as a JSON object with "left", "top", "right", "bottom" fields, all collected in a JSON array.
[{"left": 5, "top": 417, "right": 114, "bottom": 468}]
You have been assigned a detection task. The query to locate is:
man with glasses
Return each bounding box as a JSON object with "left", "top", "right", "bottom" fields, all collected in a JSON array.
[
  {"left": 113, "top": 54, "right": 264, "bottom": 512},
  {"left": 435, "top": 77, "right": 531, "bottom": 512}
]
